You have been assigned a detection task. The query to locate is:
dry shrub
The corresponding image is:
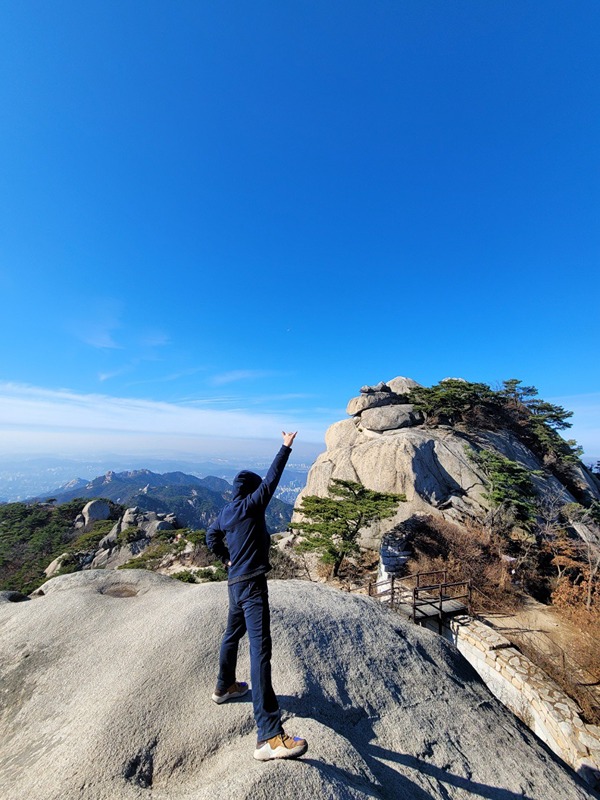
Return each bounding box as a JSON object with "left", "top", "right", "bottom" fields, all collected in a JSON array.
[
  {"left": 555, "top": 607, "right": 600, "bottom": 724},
  {"left": 336, "top": 549, "right": 380, "bottom": 589},
  {"left": 406, "top": 515, "right": 523, "bottom": 613},
  {"left": 552, "top": 573, "right": 599, "bottom": 611},
  {"left": 315, "top": 560, "right": 333, "bottom": 580},
  {"left": 513, "top": 629, "right": 600, "bottom": 725},
  {"left": 552, "top": 577, "right": 586, "bottom": 609},
  {"left": 268, "top": 545, "right": 304, "bottom": 579}
]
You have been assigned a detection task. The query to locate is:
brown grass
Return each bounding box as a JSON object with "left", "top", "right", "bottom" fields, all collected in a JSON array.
[
  {"left": 509, "top": 619, "right": 600, "bottom": 725},
  {"left": 405, "top": 515, "right": 524, "bottom": 613}
]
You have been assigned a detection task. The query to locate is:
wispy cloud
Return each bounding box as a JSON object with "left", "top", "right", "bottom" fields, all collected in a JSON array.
[
  {"left": 81, "top": 324, "right": 121, "bottom": 349},
  {"left": 98, "top": 366, "right": 135, "bottom": 382},
  {"left": 67, "top": 298, "right": 123, "bottom": 349},
  {"left": 0, "top": 382, "right": 330, "bottom": 457},
  {"left": 127, "top": 367, "right": 206, "bottom": 387},
  {"left": 139, "top": 330, "right": 170, "bottom": 348},
  {"left": 210, "top": 370, "right": 279, "bottom": 386}
]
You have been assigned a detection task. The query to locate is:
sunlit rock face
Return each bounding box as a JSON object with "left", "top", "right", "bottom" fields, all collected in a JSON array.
[
  {"left": 0, "top": 570, "right": 595, "bottom": 800},
  {"left": 296, "top": 376, "right": 600, "bottom": 549}
]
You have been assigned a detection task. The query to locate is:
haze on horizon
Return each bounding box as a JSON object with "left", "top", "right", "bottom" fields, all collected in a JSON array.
[{"left": 1, "top": 2, "right": 599, "bottom": 466}]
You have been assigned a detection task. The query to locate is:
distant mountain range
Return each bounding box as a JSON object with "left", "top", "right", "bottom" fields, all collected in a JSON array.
[
  {"left": 31, "top": 469, "right": 294, "bottom": 532},
  {"left": 0, "top": 454, "right": 315, "bottom": 502}
]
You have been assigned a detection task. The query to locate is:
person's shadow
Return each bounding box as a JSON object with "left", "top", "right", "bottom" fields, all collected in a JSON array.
[{"left": 276, "top": 692, "right": 567, "bottom": 800}]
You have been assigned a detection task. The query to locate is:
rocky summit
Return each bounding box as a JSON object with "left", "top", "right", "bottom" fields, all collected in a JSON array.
[
  {"left": 298, "top": 376, "right": 600, "bottom": 547},
  {"left": 0, "top": 570, "right": 595, "bottom": 800}
]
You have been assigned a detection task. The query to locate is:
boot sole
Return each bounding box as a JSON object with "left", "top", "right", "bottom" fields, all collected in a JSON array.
[{"left": 211, "top": 687, "right": 249, "bottom": 704}]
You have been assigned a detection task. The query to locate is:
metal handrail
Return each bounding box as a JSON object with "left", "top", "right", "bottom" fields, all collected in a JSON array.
[{"left": 369, "top": 573, "right": 472, "bottom": 635}]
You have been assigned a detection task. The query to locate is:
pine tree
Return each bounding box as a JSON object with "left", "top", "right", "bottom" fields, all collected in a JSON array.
[{"left": 291, "top": 480, "right": 405, "bottom": 578}]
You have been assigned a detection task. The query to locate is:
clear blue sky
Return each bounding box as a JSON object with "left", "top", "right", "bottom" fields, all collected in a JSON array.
[{"left": 1, "top": 1, "right": 599, "bottom": 461}]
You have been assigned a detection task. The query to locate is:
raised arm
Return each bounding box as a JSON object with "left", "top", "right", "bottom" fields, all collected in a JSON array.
[{"left": 248, "top": 432, "right": 297, "bottom": 510}]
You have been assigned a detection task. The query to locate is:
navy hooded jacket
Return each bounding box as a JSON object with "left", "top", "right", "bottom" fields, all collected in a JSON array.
[{"left": 206, "top": 445, "right": 291, "bottom": 584}]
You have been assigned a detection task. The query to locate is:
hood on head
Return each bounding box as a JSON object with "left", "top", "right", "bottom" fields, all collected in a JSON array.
[{"left": 232, "top": 470, "right": 262, "bottom": 499}]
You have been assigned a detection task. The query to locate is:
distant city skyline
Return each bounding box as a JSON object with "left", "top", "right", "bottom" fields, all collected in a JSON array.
[{"left": 1, "top": 2, "right": 598, "bottom": 463}]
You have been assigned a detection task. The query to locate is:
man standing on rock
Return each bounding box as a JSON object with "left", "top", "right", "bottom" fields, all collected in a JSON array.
[{"left": 206, "top": 431, "right": 308, "bottom": 761}]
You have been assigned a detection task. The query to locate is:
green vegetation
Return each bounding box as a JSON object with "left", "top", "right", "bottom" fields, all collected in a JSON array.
[
  {"left": 291, "top": 479, "right": 405, "bottom": 577},
  {"left": 196, "top": 564, "right": 228, "bottom": 581},
  {"left": 117, "top": 541, "right": 172, "bottom": 570},
  {"left": 117, "top": 528, "right": 227, "bottom": 581},
  {"left": 467, "top": 447, "right": 539, "bottom": 529},
  {"left": 67, "top": 519, "right": 115, "bottom": 553},
  {"left": 171, "top": 569, "right": 198, "bottom": 583},
  {"left": 185, "top": 529, "right": 207, "bottom": 546},
  {"left": 410, "top": 378, "right": 578, "bottom": 453},
  {"left": 117, "top": 527, "right": 146, "bottom": 546},
  {"left": 409, "top": 378, "right": 584, "bottom": 496},
  {"left": 409, "top": 379, "right": 496, "bottom": 426},
  {"left": 0, "top": 499, "right": 123, "bottom": 594}
]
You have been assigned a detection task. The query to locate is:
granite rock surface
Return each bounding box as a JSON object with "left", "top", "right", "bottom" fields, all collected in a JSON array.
[{"left": 0, "top": 570, "right": 596, "bottom": 800}]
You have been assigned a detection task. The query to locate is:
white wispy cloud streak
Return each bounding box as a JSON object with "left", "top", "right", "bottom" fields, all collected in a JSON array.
[
  {"left": 0, "top": 382, "right": 329, "bottom": 456},
  {"left": 66, "top": 297, "right": 123, "bottom": 349},
  {"left": 139, "top": 331, "right": 170, "bottom": 348},
  {"left": 210, "top": 370, "right": 280, "bottom": 386},
  {"left": 98, "top": 365, "right": 135, "bottom": 382},
  {"left": 126, "top": 367, "right": 206, "bottom": 387}
]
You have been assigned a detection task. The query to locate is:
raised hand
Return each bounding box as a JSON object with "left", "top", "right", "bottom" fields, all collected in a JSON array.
[{"left": 282, "top": 431, "right": 298, "bottom": 448}]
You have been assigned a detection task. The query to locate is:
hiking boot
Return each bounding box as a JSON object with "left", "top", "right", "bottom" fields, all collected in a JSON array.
[
  {"left": 211, "top": 681, "right": 249, "bottom": 704},
  {"left": 253, "top": 732, "right": 308, "bottom": 761}
]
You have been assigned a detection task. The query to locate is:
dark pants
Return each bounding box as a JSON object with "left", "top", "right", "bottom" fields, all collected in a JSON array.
[{"left": 217, "top": 574, "right": 283, "bottom": 741}]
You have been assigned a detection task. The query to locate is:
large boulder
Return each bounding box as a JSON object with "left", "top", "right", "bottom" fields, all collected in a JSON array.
[
  {"left": 324, "top": 418, "right": 360, "bottom": 450},
  {"left": 145, "top": 519, "right": 174, "bottom": 538},
  {"left": 359, "top": 404, "right": 424, "bottom": 432},
  {"left": 44, "top": 552, "right": 70, "bottom": 578},
  {"left": 82, "top": 499, "right": 112, "bottom": 530},
  {"left": 67, "top": 509, "right": 181, "bottom": 575},
  {"left": 347, "top": 376, "right": 423, "bottom": 416},
  {"left": 297, "top": 427, "right": 490, "bottom": 546},
  {"left": 0, "top": 571, "right": 594, "bottom": 799},
  {"left": 347, "top": 391, "right": 399, "bottom": 416},
  {"left": 387, "top": 376, "right": 422, "bottom": 395}
]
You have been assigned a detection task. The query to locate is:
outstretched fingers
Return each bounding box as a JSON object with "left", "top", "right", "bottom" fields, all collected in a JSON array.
[{"left": 282, "top": 431, "right": 298, "bottom": 447}]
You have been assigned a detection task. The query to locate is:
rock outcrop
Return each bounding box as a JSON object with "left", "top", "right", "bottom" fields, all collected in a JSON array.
[
  {"left": 92, "top": 507, "right": 177, "bottom": 569},
  {"left": 0, "top": 570, "right": 595, "bottom": 799},
  {"left": 297, "top": 376, "right": 600, "bottom": 548},
  {"left": 44, "top": 507, "right": 178, "bottom": 578},
  {"left": 75, "top": 499, "right": 112, "bottom": 531}
]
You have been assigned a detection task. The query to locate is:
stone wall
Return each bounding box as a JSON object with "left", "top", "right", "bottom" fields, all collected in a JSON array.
[{"left": 429, "top": 615, "right": 600, "bottom": 789}]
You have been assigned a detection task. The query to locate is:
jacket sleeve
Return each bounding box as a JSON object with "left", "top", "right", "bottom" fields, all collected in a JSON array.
[
  {"left": 206, "top": 516, "right": 230, "bottom": 565},
  {"left": 247, "top": 445, "right": 291, "bottom": 512}
]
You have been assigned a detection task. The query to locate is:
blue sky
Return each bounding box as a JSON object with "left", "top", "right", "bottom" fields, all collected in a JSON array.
[{"left": 1, "top": 1, "right": 599, "bottom": 462}]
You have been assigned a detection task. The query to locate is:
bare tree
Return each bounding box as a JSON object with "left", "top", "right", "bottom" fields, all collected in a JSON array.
[{"left": 563, "top": 502, "right": 600, "bottom": 611}]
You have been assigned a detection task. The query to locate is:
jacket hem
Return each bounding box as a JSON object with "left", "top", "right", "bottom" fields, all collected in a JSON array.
[{"left": 227, "top": 566, "right": 271, "bottom": 585}]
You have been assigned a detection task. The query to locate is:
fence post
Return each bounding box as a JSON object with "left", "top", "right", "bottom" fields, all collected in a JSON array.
[{"left": 390, "top": 576, "right": 395, "bottom": 610}]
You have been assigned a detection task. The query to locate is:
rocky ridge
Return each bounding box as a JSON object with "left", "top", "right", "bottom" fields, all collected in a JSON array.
[{"left": 297, "top": 376, "right": 600, "bottom": 548}]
